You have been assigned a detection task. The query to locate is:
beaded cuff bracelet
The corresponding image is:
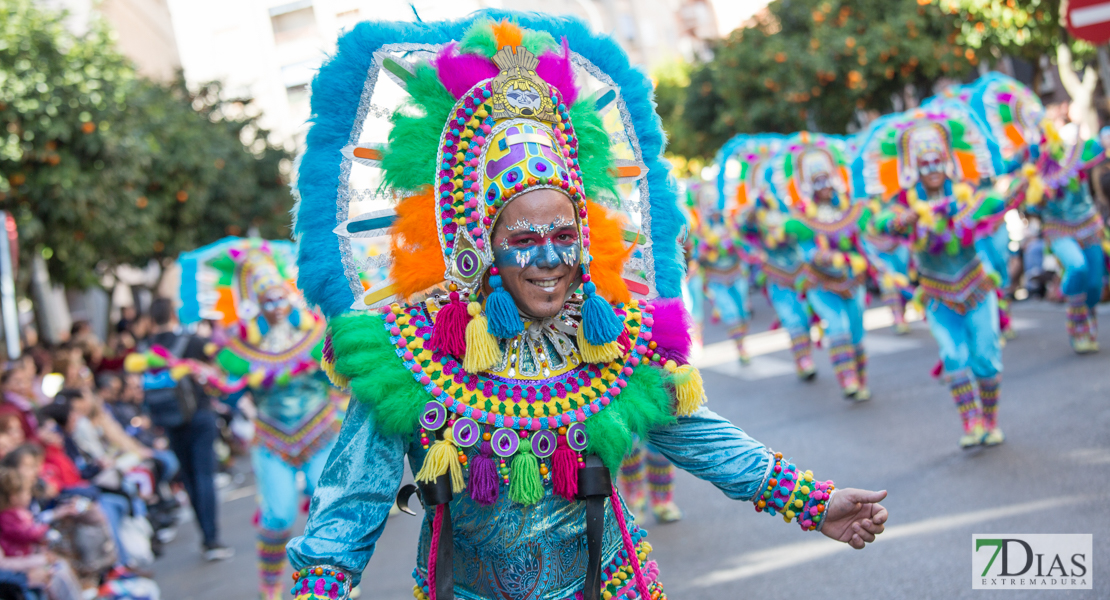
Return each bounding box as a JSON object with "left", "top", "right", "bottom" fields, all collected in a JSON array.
[
  {"left": 291, "top": 565, "right": 351, "bottom": 600},
  {"left": 753, "top": 452, "right": 834, "bottom": 532}
]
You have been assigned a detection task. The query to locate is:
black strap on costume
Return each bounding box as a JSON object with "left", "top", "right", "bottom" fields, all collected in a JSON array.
[
  {"left": 419, "top": 474, "right": 454, "bottom": 600},
  {"left": 577, "top": 454, "right": 611, "bottom": 600}
]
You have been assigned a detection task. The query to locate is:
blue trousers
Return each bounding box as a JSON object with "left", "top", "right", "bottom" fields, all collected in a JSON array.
[
  {"left": 1051, "top": 237, "right": 1105, "bottom": 308},
  {"left": 251, "top": 441, "right": 335, "bottom": 532},
  {"left": 767, "top": 282, "right": 810, "bottom": 335},
  {"left": 808, "top": 286, "right": 866, "bottom": 344},
  {"left": 926, "top": 294, "right": 1002, "bottom": 378},
  {"left": 705, "top": 277, "right": 750, "bottom": 327}
]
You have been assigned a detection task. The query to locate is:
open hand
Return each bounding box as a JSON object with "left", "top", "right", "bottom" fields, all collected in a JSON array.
[{"left": 820, "top": 488, "right": 887, "bottom": 549}]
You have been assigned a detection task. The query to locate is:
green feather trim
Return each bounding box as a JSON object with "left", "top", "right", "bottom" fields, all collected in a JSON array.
[
  {"left": 327, "top": 311, "right": 676, "bottom": 468},
  {"left": 328, "top": 312, "right": 428, "bottom": 440},
  {"left": 570, "top": 97, "right": 618, "bottom": 204},
  {"left": 585, "top": 365, "right": 675, "bottom": 473},
  {"left": 521, "top": 30, "right": 557, "bottom": 56},
  {"left": 380, "top": 64, "right": 457, "bottom": 194},
  {"left": 458, "top": 21, "right": 497, "bottom": 57},
  {"left": 215, "top": 348, "right": 252, "bottom": 377}
]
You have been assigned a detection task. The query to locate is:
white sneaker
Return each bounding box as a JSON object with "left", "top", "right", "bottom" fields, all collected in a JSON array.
[{"left": 204, "top": 544, "right": 235, "bottom": 561}]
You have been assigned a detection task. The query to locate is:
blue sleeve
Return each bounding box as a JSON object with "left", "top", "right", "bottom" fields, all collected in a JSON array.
[
  {"left": 646, "top": 407, "right": 772, "bottom": 502},
  {"left": 286, "top": 396, "right": 407, "bottom": 587}
]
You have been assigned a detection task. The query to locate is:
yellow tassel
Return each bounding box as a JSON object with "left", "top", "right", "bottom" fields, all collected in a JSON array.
[
  {"left": 830, "top": 252, "right": 846, "bottom": 270},
  {"left": 672, "top": 364, "right": 707, "bottom": 416},
  {"left": 464, "top": 302, "right": 501, "bottom": 373},
  {"left": 320, "top": 356, "right": 349, "bottom": 389},
  {"left": 248, "top": 369, "right": 266, "bottom": 389},
  {"left": 415, "top": 428, "right": 465, "bottom": 493},
  {"left": 246, "top": 320, "right": 262, "bottom": 345},
  {"left": 954, "top": 182, "right": 972, "bottom": 203},
  {"left": 123, "top": 353, "right": 149, "bottom": 373},
  {"left": 576, "top": 325, "right": 621, "bottom": 363},
  {"left": 169, "top": 365, "right": 191, "bottom": 381},
  {"left": 297, "top": 310, "right": 314, "bottom": 331},
  {"left": 848, "top": 254, "right": 868, "bottom": 276},
  {"left": 1023, "top": 166, "right": 1045, "bottom": 207}
]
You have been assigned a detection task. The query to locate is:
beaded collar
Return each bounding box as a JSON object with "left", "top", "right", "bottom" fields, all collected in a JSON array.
[
  {"left": 382, "top": 296, "right": 660, "bottom": 430},
  {"left": 797, "top": 202, "right": 864, "bottom": 239}
]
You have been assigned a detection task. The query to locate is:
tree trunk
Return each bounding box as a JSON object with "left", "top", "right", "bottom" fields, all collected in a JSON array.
[{"left": 1056, "top": 43, "right": 1100, "bottom": 140}]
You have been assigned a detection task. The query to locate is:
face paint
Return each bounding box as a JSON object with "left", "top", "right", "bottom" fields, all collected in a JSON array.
[{"left": 494, "top": 218, "right": 580, "bottom": 270}]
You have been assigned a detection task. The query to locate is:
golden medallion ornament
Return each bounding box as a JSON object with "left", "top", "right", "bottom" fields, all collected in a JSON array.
[{"left": 490, "top": 46, "right": 556, "bottom": 122}]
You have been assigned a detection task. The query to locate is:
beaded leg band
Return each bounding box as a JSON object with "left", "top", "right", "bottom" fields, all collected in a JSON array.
[
  {"left": 948, "top": 372, "right": 981, "bottom": 434},
  {"left": 790, "top": 331, "right": 815, "bottom": 377},
  {"left": 753, "top": 452, "right": 834, "bottom": 531},
  {"left": 618, "top": 444, "right": 646, "bottom": 508},
  {"left": 854, "top": 344, "right": 868, "bottom": 388},
  {"left": 259, "top": 528, "right": 291, "bottom": 590},
  {"left": 645, "top": 448, "right": 675, "bottom": 507},
  {"left": 828, "top": 335, "right": 860, "bottom": 392},
  {"left": 1065, "top": 294, "right": 1091, "bottom": 344},
  {"left": 977, "top": 375, "right": 1001, "bottom": 431}
]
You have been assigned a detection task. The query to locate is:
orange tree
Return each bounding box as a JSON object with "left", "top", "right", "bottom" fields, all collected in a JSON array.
[
  {"left": 0, "top": 0, "right": 292, "bottom": 289},
  {"left": 660, "top": 0, "right": 976, "bottom": 159}
]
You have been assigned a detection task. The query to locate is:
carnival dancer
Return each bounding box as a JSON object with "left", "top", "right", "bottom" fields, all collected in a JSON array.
[
  {"left": 618, "top": 437, "right": 683, "bottom": 524},
  {"left": 1023, "top": 124, "right": 1107, "bottom": 353},
  {"left": 689, "top": 180, "right": 754, "bottom": 364},
  {"left": 857, "top": 106, "right": 1011, "bottom": 447},
  {"left": 171, "top": 238, "right": 341, "bottom": 599},
  {"left": 716, "top": 134, "right": 820, "bottom": 379},
  {"left": 769, "top": 133, "right": 874, "bottom": 399},
  {"left": 285, "top": 15, "right": 888, "bottom": 600}
]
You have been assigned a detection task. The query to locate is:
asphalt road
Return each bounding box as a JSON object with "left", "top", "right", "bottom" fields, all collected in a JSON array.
[{"left": 154, "top": 296, "right": 1110, "bottom": 600}]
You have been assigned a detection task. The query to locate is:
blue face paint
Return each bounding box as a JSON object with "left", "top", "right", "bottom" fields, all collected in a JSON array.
[{"left": 493, "top": 218, "right": 580, "bottom": 271}]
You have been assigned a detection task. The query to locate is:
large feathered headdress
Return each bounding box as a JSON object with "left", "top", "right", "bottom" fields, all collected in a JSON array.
[
  {"left": 768, "top": 132, "right": 853, "bottom": 207},
  {"left": 293, "top": 13, "right": 682, "bottom": 361},
  {"left": 713, "top": 133, "right": 784, "bottom": 212},
  {"left": 851, "top": 104, "right": 1003, "bottom": 200}
]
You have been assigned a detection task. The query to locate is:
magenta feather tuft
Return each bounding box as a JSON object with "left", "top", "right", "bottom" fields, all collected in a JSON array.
[
  {"left": 434, "top": 43, "right": 499, "bottom": 100},
  {"left": 536, "top": 38, "right": 578, "bottom": 106}
]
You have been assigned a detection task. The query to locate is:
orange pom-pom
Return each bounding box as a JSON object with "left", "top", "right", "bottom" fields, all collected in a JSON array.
[{"left": 491, "top": 19, "right": 523, "bottom": 50}]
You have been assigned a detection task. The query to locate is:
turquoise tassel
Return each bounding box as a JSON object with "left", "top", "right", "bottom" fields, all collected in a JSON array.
[
  {"left": 486, "top": 276, "right": 524, "bottom": 339},
  {"left": 257, "top": 315, "right": 270, "bottom": 337},
  {"left": 581, "top": 282, "right": 623, "bottom": 345}
]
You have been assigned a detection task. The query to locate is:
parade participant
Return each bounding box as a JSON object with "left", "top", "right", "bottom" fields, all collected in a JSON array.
[
  {"left": 716, "top": 133, "right": 820, "bottom": 379},
  {"left": 857, "top": 106, "right": 1011, "bottom": 447},
  {"left": 769, "top": 133, "right": 874, "bottom": 399},
  {"left": 131, "top": 239, "right": 341, "bottom": 598},
  {"left": 617, "top": 437, "right": 682, "bottom": 524},
  {"left": 286, "top": 14, "right": 888, "bottom": 600}
]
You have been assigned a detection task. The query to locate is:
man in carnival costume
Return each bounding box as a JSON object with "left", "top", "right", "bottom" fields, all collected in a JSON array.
[
  {"left": 858, "top": 106, "right": 1012, "bottom": 448},
  {"left": 768, "top": 133, "right": 875, "bottom": 400},
  {"left": 132, "top": 239, "right": 340, "bottom": 598},
  {"left": 718, "top": 133, "right": 820, "bottom": 380},
  {"left": 962, "top": 73, "right": 1109, "bottom": 355},
  {"left": 688, "top": 179, "right": 755, "bottom": 365},
  {"left": 286, "top": 15, "right": 888, "bottom": 600}
]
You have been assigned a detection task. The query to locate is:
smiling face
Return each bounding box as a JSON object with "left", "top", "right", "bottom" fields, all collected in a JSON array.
[
  {"left": 490, "top": 189, "right": 581, "bottom": 319},
  {"left": 811, "top": 173, "right": 834, "bottom": 204},
  {"left": 917, "top": 151, "right": 948, "bottom": 194}
]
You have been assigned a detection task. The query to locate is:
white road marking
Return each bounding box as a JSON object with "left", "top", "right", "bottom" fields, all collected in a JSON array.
[{"left": 691, "top": 494, "right": 1089, "bottom": 588}]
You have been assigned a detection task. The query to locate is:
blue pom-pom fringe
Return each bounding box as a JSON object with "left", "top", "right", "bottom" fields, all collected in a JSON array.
[
  {"left": 485, "top": 284, "right": 524, "bottom": 339},
  {"left": 581, "top": 289, "right": 623, "bottom": 345}
]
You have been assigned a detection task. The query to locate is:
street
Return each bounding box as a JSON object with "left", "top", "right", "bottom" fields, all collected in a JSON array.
[{"left": 155, "top": 296, "right": 1110, "bottom": 600}]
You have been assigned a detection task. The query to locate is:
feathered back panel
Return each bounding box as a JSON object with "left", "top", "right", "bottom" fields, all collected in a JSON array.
[
  {"left": 295, "top": 12, "right": 682, "bottom": 317},
  {"left": 768, "top": 132, "right": 853, "bottom": 207},
  {"left": 177, "top": 237, "right": 299, "bottom": 327},
  {"left": 713, "top": 133, "right": 785, "bottom": 212},
  {"left": 851, "top": 105, "right": 1003, "bottom": 200},
  {"left": 964, "top": 72, "right": 1044, "bottom": 172}
]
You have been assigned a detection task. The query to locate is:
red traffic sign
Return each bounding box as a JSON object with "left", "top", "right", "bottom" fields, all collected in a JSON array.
[{"left": 1067, "top": 0, "right": 1110, "bottom": 44}]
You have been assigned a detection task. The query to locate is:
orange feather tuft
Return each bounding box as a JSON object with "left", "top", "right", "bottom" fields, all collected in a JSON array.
[
  {"left": 491, "top": 19, "right": 523, "bottom": 50},
  {"left": 390, "top": 189, "right": 446, "bottom": 299},
  {"left": 585, "top": 201, "right": 633, "bottom": 305}
]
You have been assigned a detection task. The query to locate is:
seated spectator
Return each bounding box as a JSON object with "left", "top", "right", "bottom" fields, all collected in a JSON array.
[{"left": 0, "top": 369, "right": 39, "bottom": 442}]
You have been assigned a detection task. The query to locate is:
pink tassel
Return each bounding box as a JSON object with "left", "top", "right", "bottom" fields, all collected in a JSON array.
[
  {"left": 930, "top": 359, "right": 944, "bottom": 379},
  {"left": 301, "top": 497, "right": 311, "bottom": 513},
  {"left": 552, "top": 437, "right": 578, "bottom": 502},
  {"left": 616, "top": 328, "right": 631, "bottom": 355},
  {"left": 434, "top": 43, "right": 499, "bottom": 100},
  {"left": 998, "top": 305, "right": 1011, "bottom": 331},
  {"left": 610, "top": 486, "right": 651, "bottom": 600},
  {"left": 468, "top": 442, "right": 499, "bottom": 506},
  {"left": 428, "top": 505, "right": 444, "bottom": 600},
  {"left": 960, "top": 227, "right": 975, "bottom": 247},
  {"left": 536, "top": 38, "right": 579, "bottom": 106},
  {"left": 428, "top": 292, "right": 470, "bottom": 357}
]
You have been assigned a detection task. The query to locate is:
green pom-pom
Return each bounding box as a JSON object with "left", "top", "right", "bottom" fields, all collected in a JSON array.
[
  {"left": 837, "top": 236, "right": 852, "bottom": 251},
  {"left": 945, "top": 236, "right": 960, "bottom": 256}
]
